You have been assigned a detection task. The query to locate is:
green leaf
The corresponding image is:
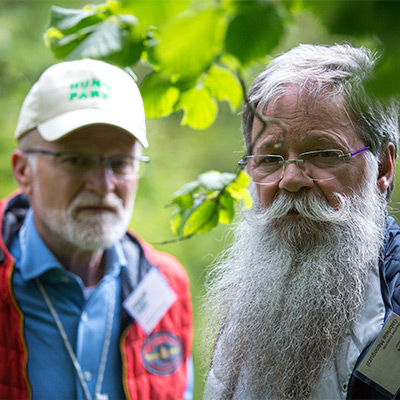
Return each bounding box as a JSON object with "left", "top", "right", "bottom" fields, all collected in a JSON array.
[
  {"left": 66, "top": 21, "right": 124, "bottom": 60},
  {"left": 171, "top": 180, "right": 200, "bottom": 198},
  {"left": 169, "top": 169, "right": 251, "bottom": 237},
  {"left": 178, "top": 86, "right": 218, "bottom": 130},
  {"left": 218, "top": 191, "right": 235, "bottom": 224},
  {"left": 140, "top": 72, "right": 180, "bottom": 119},
  {"left": 225, "top": 2, "right": 285, "bottom": 65},
  {"left": 153, "top": 9, "right": 227, "bottom": 79},
  {"left": 198, "top": 170, "right": 236, "bottom": 191},
  {"left": 171, "top": 194, "right": 194, "bottom": 210},
  {"left": 47, "top": 30, "right": 87, "bottom": 60},
  {"left": 225, "top": 170, "right": 252, "bottom": 208},
  {"left": 49, "top": 5, "right": 103, "bottom": 34},
  {"left": 124, "top": 0, "right": 190, "bottom": 33},
  {"left": 183, "top": 197, "right": 219, "bottom": 235},
  {"left": 204, "top": 65, "right": 242, "bottom": 111},
  {"left": 170, "top": 194, "right": 206, "bottom": 236},
  {"left": 170, "top": 180, "right": 199, "bottom": 211},
  {"left": 170, "top": 207, "right": 184, "bottom": 236},
  {"left": 47, "top": 4, "right": 143, "bottom": 65}
]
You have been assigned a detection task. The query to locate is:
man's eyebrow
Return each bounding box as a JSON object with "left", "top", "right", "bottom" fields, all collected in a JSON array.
[
  {"left": 252, "top": 138, "right": 280, "bottom": 153},
  {"left": 304, "top": 134, "right": 345, "bottom": 148}
]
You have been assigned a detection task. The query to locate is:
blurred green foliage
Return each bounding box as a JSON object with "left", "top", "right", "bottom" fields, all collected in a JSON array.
[{"left": 2, "top": 1, "right": 400, "bottom": 398}]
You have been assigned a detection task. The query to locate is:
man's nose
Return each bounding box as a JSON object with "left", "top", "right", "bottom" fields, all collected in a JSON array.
[
  {"left": 278, "top": 161, "right": 314, "bottom": 192},
  {"left": 84, "top": 163, "right": 116, "bottom": 195}
]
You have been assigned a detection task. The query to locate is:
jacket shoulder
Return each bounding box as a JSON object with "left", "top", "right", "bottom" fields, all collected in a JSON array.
[
  {"left": 383, "top": 215, "right": 400, "bottom": 315},
  {"left": 139, "top": 240, "right": 190, "bottom": 285}
]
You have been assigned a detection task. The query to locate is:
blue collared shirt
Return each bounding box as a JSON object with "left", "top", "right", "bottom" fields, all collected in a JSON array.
[{"left": 10, "top": 209, "right": 127, "bottom": 399}]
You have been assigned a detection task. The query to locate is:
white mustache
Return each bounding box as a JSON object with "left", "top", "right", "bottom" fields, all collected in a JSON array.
[
  {"left": 70, "top": 193, "right": 124, "bottom": 213},
  {"left": 266, "top": 192, "right": 349, "bottom": 223}
]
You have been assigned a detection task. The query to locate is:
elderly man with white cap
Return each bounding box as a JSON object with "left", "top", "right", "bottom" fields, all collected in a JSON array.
[{"left": 0, "top": 59, "right": 193, "bottom": 400}]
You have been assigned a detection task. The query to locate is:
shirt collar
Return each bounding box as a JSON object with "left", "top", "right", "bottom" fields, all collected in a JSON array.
[
  {"left": 17, "top": 208, "right": 63, "bottom": 280},
  {"left": 104, "top": 239, "right": 128, "bottom": 278}
]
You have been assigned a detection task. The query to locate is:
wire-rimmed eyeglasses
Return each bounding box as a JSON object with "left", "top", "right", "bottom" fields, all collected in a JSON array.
[
  {"left": 238, "top": 147, "right": 370, "bottom": 185},
  {"left": 24, "top": 148, "right": 150, "bottom": 178}
]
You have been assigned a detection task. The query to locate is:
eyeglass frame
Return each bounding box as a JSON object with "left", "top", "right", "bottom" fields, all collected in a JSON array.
[
  {"left": 238, "top": 146, "right": 370, "bottom": 184},
  {"left": 23, "top": 148, "right": 150, "bottom": 178}
]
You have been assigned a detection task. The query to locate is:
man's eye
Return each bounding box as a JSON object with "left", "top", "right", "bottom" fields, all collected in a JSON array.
[
  {"left": 111, "top": 157, "right": 134, "bottom": 174},
  {"left": 315, "top": 150, "right": 339, "bottom": 158},
  {"left": 60, "top": 155, "right": 91, "bottom": 167},
  {"left": 260, "top": 155, "right": 282, "bottom": 164},
  {"left": 304, "top": 150, "right": 343, "bottom": 168},
  {"left": 112, "top": 158, "right": 130, "bottom": 168}
]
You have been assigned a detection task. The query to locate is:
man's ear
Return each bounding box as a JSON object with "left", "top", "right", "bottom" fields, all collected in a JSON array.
[
  {"left": 12, "top": 150, "right": 34, "bottom": 196},
  {"left": 377, "top": 143, "right": 396, "bottom": 195}
]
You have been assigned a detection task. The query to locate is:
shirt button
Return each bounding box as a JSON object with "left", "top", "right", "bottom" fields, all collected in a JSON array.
[
  {"left": 81, "top": 312, "right": 88, "bottom": 322},
  {"left": 342, "top": 382, "right": 348, "bottom": 392},
  {"left": 84, "top": 371, "right": 92, "bottom": 381}
]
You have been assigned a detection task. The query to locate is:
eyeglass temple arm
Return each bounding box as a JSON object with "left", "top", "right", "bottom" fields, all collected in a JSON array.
[
  {"left": 349, "top": 146, "right": 370, "bottom": 157},
  {"left": 340, "top": 146, "right": 370, "bottom": 159}
]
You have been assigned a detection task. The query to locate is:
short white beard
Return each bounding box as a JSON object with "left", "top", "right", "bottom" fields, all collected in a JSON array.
[
  {"left": 203, "top": 157, "right": 386, "bottom": 399},
  {"left": 43, "top": 192, "right": 133, "bottom": 251}
]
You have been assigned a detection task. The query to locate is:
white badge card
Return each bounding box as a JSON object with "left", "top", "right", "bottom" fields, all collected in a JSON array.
[
  {"left": 123, "top": 267, "right": 177, "bottom": 335},
  {"left": 354, "top": 312, "right": 400, "bottom": 399}
]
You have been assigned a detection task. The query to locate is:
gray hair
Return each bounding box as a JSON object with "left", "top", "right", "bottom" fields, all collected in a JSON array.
[{"left": 242, "top": 43, "right": 399, "bottom": 199}]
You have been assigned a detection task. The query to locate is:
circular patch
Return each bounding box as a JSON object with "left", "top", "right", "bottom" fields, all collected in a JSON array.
[{"left": 141, "top": 331, "right": 184, "bottom": 376}]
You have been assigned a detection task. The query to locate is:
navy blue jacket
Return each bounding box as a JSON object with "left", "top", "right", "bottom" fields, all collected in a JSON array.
[{"left": 348, "top": 215, "right": 400, "bottom": 399}]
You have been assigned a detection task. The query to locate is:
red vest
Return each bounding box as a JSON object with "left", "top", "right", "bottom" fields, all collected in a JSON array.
[{"left": 0, "top": 194, "right": 193, "bottom": 400}]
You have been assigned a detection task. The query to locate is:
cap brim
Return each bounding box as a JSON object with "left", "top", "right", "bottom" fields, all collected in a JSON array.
[{"left": 37, "top": 108, "right": 148, "bottom": 148}]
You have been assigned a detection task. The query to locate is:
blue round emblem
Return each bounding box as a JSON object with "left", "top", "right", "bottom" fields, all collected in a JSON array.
[{"left": 141, "top": 331, "right": 184, "bottom": 376}]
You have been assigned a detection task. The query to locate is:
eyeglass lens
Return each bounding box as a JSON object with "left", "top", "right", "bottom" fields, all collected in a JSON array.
[{"left": 246, "top": 150, "right": 349, "bottom": 185}]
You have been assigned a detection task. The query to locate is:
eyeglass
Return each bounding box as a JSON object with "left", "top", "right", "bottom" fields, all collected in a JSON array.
[
  {"left": 24, "top": 148, "right": 150, "bottom": 178},
  {"left": 238, "top": 147, "right": 369, "bottom": 185}
]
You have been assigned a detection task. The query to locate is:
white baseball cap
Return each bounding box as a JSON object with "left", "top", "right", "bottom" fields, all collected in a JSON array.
[{"left": 14, "top": 59, "right": 148, "bottom": 147}]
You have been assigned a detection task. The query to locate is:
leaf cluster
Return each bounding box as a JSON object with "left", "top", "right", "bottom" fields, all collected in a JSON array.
[
  {"left": 45, "top": 0, "right": 288, "bottom": 130},
  {"left": 169, "top": 170, "right": 251, "bottom": 238}
]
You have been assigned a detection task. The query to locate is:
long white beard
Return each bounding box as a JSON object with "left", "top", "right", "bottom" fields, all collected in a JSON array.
[
  {"left": 202, "top": 160, "right": 386, "bottom": 399},
  {"left": 43, "top": 192, "right": 133, "bottom": 251}
]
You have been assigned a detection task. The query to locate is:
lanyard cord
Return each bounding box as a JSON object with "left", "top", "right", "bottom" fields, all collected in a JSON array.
[
  {"left": 35, "top": 277, "right": 116, "bottom": 400},
  {"left": 20, "top": 223, "right": 116, "bottom": 400}
]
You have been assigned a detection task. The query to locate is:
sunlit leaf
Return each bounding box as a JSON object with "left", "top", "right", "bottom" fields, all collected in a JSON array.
[
  {"left": 154, "top": 9, "right": 227, "bottom": 79},
  {"left": 171, "top": 194, "right": 206, "bottom": 236},
  {"left": 169, "top": 169, "right": 251, "bottom": 237},
  {"left": 225, "top": 2, "right": 285, "bottom": 65},
  {"left": 171, "top": 194, "right": 194, "bottom": 210},
  {"left": 170, "top": 181, "right": 199, "bottom": 210},
  {"left": 183, "top": 197, "right": 219, "bottom": 235},
  {"left": 46, "top": 27, "right": 63, "bottom": 40},
  {"left": 140, "top": 72, "right": 180, "bottom": 119},
  {"left": 204, "top": 65, "right": 242, "bottom": 111},
  {"left": 178, "top": 86, "right": 218, "bottom": 130},
  {"left": 124, "top": 0, "right": 190, "bottom": 33},
  {"left": 170, "top": 207, "right": 185, "bottom": 235},
  {"left": 198, "top": 170, "right": 236, "bottom": 191},
  {"left": 218, "top": 192, "right": 235, "bottom": 224},
  {"left": 225, "top": 170, "right": 252, "bottom": 208}
]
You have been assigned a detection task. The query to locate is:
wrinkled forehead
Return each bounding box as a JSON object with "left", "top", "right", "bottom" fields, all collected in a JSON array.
[
  {"left": 259, "top": 85, "right": 348, "bottom": 120},
  {"left": 251, "top": 87, "right": 356, "bottom": 148}
]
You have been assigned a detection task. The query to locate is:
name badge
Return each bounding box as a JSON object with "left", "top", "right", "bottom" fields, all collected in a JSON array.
[
  {"left": 354, "top": 312, "right": 400, "bottom": 399},
  {"left": 123, "top": 267, "right": 177, "bottom": 335}
]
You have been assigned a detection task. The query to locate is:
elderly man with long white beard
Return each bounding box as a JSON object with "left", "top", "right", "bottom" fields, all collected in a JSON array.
[{"left": 203, "top": 44, "right": 400, "bottom": 400}]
